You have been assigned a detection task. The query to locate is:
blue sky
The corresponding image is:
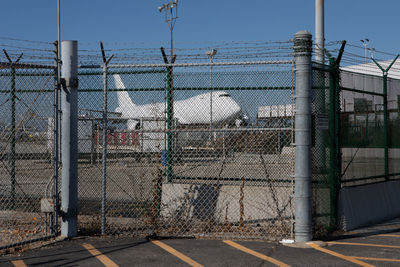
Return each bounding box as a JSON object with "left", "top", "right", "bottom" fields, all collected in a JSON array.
[{"left": 1, "top": 0, "right": 399, "bottom": 53}]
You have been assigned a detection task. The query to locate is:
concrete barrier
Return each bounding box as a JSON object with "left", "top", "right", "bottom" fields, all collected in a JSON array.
[
  {"left": 160, "top": 183, "right": 293, "bottom": 223},
  {"left": 338, "top": 180, "right": 400, "bottom": 231}
]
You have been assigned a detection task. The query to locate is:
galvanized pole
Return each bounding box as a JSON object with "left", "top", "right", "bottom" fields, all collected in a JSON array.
[
  {"left": 57, "top": 0, "right": 62, "bottom": 162},
  {"left": 315, "top": 0, "right": 324, "bottom": 64},
  {"left": 101, "top": 63, "right": 107, "bottom": 235},
  {"left": 100, "top": 41, "right": 113, "bottom": 235},
  {"left": 294, "top": 31, "right": 313, "bottom": 243},
  {"left": 53, "top": 41, "right": 60, "bottom": 234},
  {"left": 315, "top": 0, "right": 326, "bottom": 171},
  {"left": 61, "top": 40, "right": 78, "bottom": 237},
  {"left": 10, "top": 65, "right": 16, "bottom": 210}
]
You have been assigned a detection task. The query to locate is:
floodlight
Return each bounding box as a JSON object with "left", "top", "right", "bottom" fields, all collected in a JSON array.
[
  {"left": 205, "top": 49, "right": 217, "bottom": 58},
  {"left": 158, "top": 0, "right": 179, "bottom": 61},
  {"left": 360, "top": 38, "right": 370, "bottom": 64}
]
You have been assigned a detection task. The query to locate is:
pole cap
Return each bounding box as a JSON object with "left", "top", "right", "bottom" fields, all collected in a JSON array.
[{"left": 294, "top": 31, "right": 312, "bottom": 56}]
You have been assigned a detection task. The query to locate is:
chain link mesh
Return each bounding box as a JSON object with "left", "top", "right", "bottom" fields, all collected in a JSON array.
[
  {"left": 339, "top": 69, "right": 400, "bottom": 185},
  {"left": 0, "top": 64, "right": 56, "bottom": 249},
  {"left": 311, "top": 64, "right": 332, "bottom": 237},
  {"left": 1, "top": 38, "right": 399, "bottom": 249},
  {"left": 76, "top": 62, "right": 295, "bottom": 240}
]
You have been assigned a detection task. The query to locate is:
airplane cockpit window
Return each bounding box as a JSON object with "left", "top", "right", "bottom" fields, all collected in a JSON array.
[{"left": 219, "top": 94, "right": 231, "bottom": 97}]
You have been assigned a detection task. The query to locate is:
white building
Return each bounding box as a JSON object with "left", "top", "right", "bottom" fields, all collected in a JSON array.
[{"left": 341, "top": 60, "right": 400, "bottom": 114}]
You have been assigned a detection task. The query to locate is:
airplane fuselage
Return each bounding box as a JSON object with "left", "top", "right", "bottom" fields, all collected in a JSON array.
[{"left": 114, "top": 74, "right": 243, "bottom": 130}]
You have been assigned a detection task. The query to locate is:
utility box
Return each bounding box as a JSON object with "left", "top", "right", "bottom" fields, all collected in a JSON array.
[{"left": 40, "top": 198, "right": 54, "bottom": 213}]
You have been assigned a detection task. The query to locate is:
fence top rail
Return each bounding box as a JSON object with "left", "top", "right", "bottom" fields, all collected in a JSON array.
[
  {"left": 78, "top": 60, "right": 294, "bottom": 69},
  {"left": 0, "top": 61, "right": 55, "bottom": 70},
  {"left": 82, "top": 125, "right": 292, "bottom": 133}
]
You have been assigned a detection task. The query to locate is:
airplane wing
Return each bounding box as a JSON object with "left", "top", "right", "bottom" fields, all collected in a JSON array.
[{"left": 80, "top": 108, "right": 122, "bottom": 116}]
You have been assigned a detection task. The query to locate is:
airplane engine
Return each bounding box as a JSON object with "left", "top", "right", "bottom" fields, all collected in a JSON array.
[{"left": 127, "top": 119, "right": 140, "bottom": 130}]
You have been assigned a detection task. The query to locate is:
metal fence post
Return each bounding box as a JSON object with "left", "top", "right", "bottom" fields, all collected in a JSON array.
[
  {"left": 372, "top": 56, "right": 399, "bottom": 181},
  {"left": 3, "top": 49, "right": 22, "bottom": 210},
  {"left": 10, "top": 65, "right": 16, "bottom": 210},
  {"left": 315, "top": 0, "right": 326, "bottom": 171},
  {"left": 102, "top": 63, "right": 107, "bottom": 235},
  {"left": 100, "top": 41, "right": 113, "bottom": 235},
  {"left": 61, "top": 40, "right": 78, "bottom": 237},
  {"left": 328, "top": 57, "right": 337, "bottom": 227},
  {"left": 53, "top": 41, "right": 60, "bottom": 234},
  {"left": 294, "top": 30, "right": 313, "bottom": 243},
  {"left": 383, "top": 73, "right": 389, "bottom": 180},
  {"left": 324, "top": 41, "right": 346, "bottom": 229},
  {"left": 161, "top": 47, "right": 174, "bottom": 183},
  {"left": 166, "top": 66, "right": 173, "bottom": 182}
]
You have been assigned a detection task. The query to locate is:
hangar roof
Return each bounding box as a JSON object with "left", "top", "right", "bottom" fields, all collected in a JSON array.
[{"left": 341, "top": 59, "right": 400, "bottom": 80}]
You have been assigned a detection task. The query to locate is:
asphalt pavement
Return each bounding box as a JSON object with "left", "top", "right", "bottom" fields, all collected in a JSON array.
[{"left": 1, "top": 219, "right": 399, "bottom": 267}]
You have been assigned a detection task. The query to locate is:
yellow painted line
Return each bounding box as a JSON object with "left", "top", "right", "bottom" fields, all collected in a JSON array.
[
  {"left": 328, "top": 241, "right": 400, "bottom": 249},
  {"left": 11, "top": 260, "right": 27, "bottom": 267},
  {"left": 307, "top": 242, "right": 374, "bottom": 267},
  {"left": 376, "top": 234, "right": 400, "bottom": 237},
  {"left": 354, "top": 256, "right": 400, "bottom": 263},
  {"left": 223, "top": 240, "right": 290, "bottom": 267},
  {"left": 151, "top": 240, "right": 203, "bottom": 267},
  {"left": 82, "top": 243, "right": 119, "bottom": 267}
]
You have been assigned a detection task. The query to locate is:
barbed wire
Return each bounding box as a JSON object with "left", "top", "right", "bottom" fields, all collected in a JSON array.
[
  {"left": 0, "top": 37, "right": 53, "bottom": 45},
  {"left": 0, "top": 36, "right": 399, "bottom": 69}
]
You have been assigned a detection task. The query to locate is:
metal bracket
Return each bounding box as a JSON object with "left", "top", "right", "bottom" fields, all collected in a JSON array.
[
  {"left": 59, "top": 207, "right": 78, "bottom": 221},
  {"left": 61, "top": 78, "right": 79, "bottom": 88}
]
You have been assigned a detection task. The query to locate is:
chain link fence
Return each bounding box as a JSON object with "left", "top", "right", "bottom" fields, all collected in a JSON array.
[
  {"left": 311, "top": 47, "right": 400, "bottom": 234},
  {"left": 4, "top": 37, "right": 383, "bottom": 249},
  {"left": 76, "top": 61, "right": 296, "bottom": 240},
  {"left": 339, "top": 68, "right": 400, "bottom": 185},
  {"left": 311, "top": 63, "right": 332, "bottom": 236},
  {"left": 0, "top": 61, "right": 57, "bottom": 250}
]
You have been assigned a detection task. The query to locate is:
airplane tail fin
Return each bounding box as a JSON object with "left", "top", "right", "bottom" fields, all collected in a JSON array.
[{"left": 113, "top": 74, "right": 135, "bottom": 112}]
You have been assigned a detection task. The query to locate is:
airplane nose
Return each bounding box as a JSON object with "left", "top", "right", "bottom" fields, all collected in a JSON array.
[
  {"left": 226, "top": 100, "right": 241, "bottom": 120},
  {"left": 234, "top": 102, "right": 241, "bottom": 115}
]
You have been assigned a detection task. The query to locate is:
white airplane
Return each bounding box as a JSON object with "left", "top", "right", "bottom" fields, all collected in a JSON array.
[{"left": 113, "top": 74, "right": 246, "bottom": 130}]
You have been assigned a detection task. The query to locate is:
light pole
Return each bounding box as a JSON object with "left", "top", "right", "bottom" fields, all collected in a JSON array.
[
  {"left": 158, "top": 0, "right": 178, "bottom": 183},
  {"left": 206, "top": 49, "right": 217, "bottom": 128},
  {"left": 361, "top": 38, "right": 370, "bottom": 64},
  {"left": 158, "top": 0, "right": 179, "bottom": 125},
  {"left": 158, "top": 0, "right": 178, "bottom": 64},
  {"left": 370, "top": 47, "right": 375, "bottom": 59}
]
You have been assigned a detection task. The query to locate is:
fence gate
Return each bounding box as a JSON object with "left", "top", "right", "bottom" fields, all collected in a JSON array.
[
  {"left": 0, "top": 58, "right": 58, "bottom": 250},
  {"left": 77, "top": 60, "right": 296, "bottom": 240}
]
